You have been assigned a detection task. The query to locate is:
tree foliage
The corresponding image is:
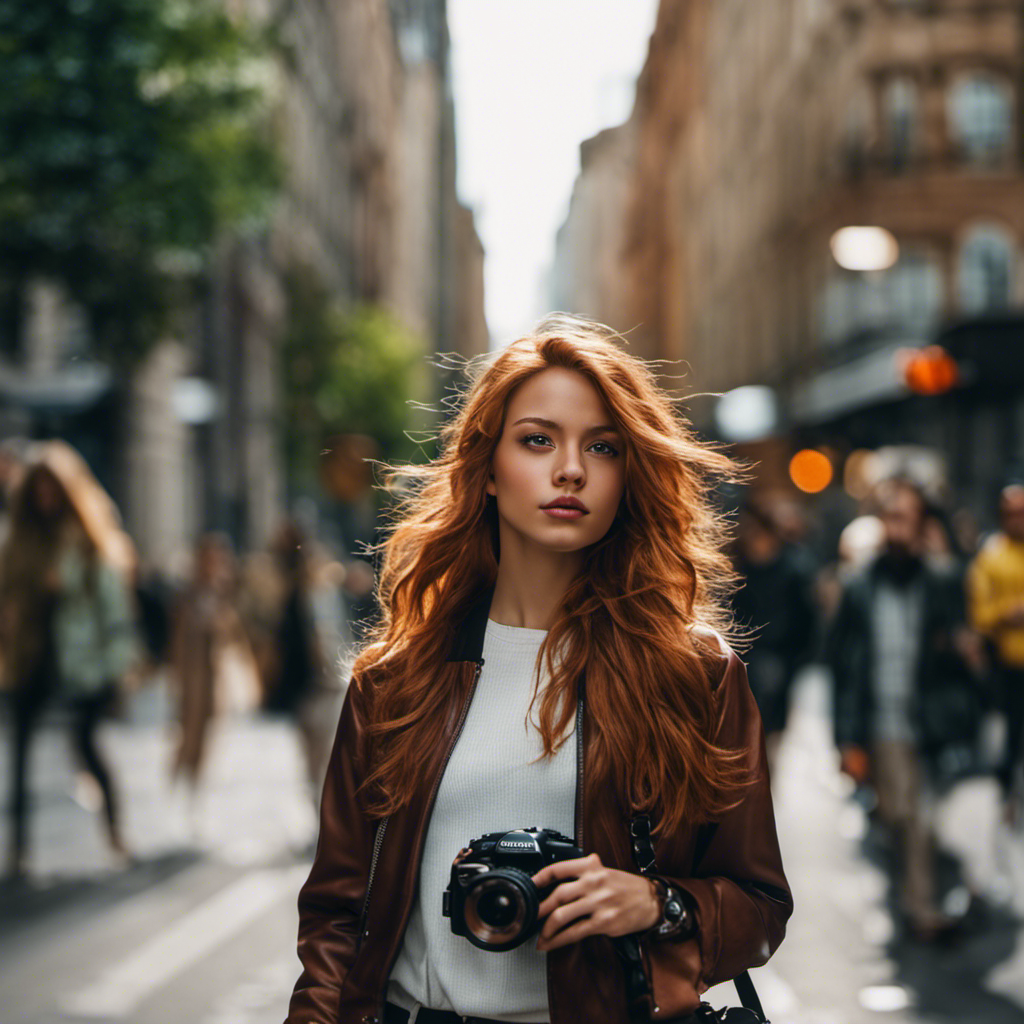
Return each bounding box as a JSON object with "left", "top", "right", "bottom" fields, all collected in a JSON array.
[
  {"left": 282, "top": 269, "right": 429, "bottom": 497},
  {"left": 0, "top": 0, "right": 278, "bottom": 363}
]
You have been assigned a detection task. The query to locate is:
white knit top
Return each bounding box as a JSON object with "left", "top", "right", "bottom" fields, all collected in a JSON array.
[{"left": 387, "top": 619, "right": 577, "bottom": 1022}]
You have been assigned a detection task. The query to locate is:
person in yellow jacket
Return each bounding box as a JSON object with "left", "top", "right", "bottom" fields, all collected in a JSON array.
[{"left": 967, "top": 484, "right": 1024, "bottom": 811}]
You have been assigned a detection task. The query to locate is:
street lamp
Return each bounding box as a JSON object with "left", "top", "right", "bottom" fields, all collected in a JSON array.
[
  {"left": 714, "top": 385, "right": 779, "bottom": 443},
  {"left": 830, "top": 226, "right": 899, "bottom": 271},
  {"left": 171, "top": 376, "right": 220, "bottom": 424}
]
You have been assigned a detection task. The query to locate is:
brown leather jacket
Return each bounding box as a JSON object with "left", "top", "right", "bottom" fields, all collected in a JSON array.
[{"left": 286, "top": 594, "right": 792, "bottom": 1024}]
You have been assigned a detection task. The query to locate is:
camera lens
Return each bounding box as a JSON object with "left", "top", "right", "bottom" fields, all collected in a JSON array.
[
  {"left": 477, "top": 890, "right": 517, "bottom": 928},
  {"left": 463, "top": 869, "right": 538, "bottom": 951}
]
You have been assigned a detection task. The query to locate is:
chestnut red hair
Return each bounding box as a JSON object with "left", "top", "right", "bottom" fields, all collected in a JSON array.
[{"left": 352, "top": 315, "right": 749, "bottom": 835}]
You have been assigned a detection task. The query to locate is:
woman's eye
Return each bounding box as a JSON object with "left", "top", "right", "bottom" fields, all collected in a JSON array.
[
  {"left": 588, "top": 440, "right": 619, "bottom": 456},
  {"left": 520, "top": 433, "right": 553, "bottom": 448}
]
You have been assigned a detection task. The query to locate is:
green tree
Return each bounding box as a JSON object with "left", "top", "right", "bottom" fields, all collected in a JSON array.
[
  {"left": 0, "top": 0, "right": 278, "bottom": 363},
  {"left": 282, "top": 269, "right": 429, "bottom": 497}
]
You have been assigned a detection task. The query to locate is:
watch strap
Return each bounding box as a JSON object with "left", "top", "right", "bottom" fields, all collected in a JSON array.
[{"left": 648, "top": 876, "right": 694, "bottom": 940}]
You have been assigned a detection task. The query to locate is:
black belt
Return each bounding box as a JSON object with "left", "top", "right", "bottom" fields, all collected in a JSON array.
[{"left": 383, "top": 1000, "right": 543, "bottom": 1024}]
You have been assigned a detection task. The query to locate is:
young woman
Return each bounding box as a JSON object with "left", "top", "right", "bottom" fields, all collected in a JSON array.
[
  {"left": 285, "top": 316, "right": 792, "bottom": 1024},
  {"left": 1, "top": 441, "right": 139, "bottom": 876}
]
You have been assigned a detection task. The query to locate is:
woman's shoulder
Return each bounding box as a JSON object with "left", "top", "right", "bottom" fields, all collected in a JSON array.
[
  {"left": 686, "top": 623, "right": 743, "bottom": 691},
  {"left": 687, "top": 625, "right": 760, "bottom": 744}
]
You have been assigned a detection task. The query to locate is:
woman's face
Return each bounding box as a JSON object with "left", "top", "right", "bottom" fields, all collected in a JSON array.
[
  {"left": 487, "top": 367, "right": 626, "bottom": 555},
  {"left": 29, "top": 469, "right": 66, "bottom": 519}
]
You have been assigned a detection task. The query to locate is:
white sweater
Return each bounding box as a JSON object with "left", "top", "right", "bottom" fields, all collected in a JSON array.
[{"left": 387, "top": 619, "right": 577, "bottom": 1022}]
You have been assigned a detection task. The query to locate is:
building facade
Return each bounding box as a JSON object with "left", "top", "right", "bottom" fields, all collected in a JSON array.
[{"left": 555, "top": 0, "right": 1024, "bottom": 518}]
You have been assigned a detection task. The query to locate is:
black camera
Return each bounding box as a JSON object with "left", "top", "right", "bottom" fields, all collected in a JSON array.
[{"left": 442, "top": 827, "right": 583, "bottom": 951}]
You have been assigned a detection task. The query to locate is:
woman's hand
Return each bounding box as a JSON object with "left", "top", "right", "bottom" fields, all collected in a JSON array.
[{"left": 531, "top": 853, "right": 660, "bottom": 951}]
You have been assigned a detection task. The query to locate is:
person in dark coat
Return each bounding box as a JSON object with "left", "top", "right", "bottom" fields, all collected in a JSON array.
[
  {"left": 826, "top": 478, "right": 977, "bottom": 940},
  {"left": 731, "top": 501, "right": 817, "bottom": 769}
]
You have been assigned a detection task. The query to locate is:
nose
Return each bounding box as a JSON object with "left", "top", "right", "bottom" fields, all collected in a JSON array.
[{"left": 553, "top": 450, "right": 585, "bottom": 488}]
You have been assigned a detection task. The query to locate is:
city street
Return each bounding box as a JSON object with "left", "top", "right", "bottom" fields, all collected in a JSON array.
[{"left": 1, "top": 670, "right": 1023, "bottom": 1024}]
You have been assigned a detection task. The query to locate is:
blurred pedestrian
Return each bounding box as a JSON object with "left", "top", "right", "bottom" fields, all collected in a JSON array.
[
  {"left": 731, "top": 501, "right": 816, "bottom": 768},
  {"left": 826, "top": 478, "right": 976, "bottom": 941},
  {"left": 0, "top": 441, "right": 140, "bottom": 877},
  {"left": 260, "top": 521, "right": 350, "bottom": 805},
  {"left": 967, "top": 483, "right": 1024, "bottom": 820},
  {"left": 133, "top": 560, "right": 174, "bottom": 676},
  {"left": 169, "top": 533, "right": 250, "bottom": 816},
  {"left": 0, "top": 437, "right": 27, "bottom": 548}
]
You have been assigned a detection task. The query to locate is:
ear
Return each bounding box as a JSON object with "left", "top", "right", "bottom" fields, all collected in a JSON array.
[{"left": 485, "top": 474, "right": 497, "bottom": 497}]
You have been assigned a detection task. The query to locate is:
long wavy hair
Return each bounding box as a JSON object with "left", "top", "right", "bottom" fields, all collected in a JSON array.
[
  {"left": 0, "top": 440, "right": 136, "bottom": 687},
  {"left": 353, "top": 315, "right": 749, "bottom": 834}
]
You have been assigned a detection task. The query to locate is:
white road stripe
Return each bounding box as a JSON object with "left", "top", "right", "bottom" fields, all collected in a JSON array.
[{"left": 61, "top": 865, "right": 307, "bottom": 1018}]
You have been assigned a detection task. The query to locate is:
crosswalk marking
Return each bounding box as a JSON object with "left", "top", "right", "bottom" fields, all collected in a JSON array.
[{"left": 60, "top": 865, "right": 307, "bottom": 1019}]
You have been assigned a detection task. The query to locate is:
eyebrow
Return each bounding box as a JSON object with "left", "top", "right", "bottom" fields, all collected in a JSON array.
[{"left": 511, "top": 416, "right": 620, "bottom": 437}]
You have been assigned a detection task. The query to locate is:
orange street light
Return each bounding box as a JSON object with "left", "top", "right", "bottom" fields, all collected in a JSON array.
[
  {"left": 789, "top": 449, "right": 833, "bottom": 493},
  {"left": 897, "top": 346, "right": 959, "bottom": 396}
]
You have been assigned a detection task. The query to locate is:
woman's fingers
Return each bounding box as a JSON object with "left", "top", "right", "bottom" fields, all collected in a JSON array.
[
  {"left": 536, "top": 905, "right": 611, "bottom": 951},
  {"left": 535, "top": 872, "right": 596, "bottom": 919},
  {"left": 531, "top": 852, "right": 600, "bottom": 890},
  {"left": 531, "top": 854, "right": 660, "bottom": 950},
  {"left": 536, "top": 886, "right": 595, "bottom": 941}
]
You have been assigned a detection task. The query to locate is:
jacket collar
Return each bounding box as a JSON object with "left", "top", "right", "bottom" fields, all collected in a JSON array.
[{"left": 445, "top": 583, "right": 496, "bottom": 663}]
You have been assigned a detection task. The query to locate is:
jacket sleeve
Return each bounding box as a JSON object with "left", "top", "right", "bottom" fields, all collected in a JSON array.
[
  {"left": 967, "top": 550, "right": 1011, "bottom": 637},
  {"left": 286, "top": 680, "right": 376, "bottom": 1023},
  {"left": 641, "top": 649, "right": 793, "bottom": 1011},
  {"left": 97, "top": 562, "right": 142, "bottom": 681}
]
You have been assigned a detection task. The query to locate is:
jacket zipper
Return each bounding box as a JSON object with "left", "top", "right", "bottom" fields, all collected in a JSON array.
[
  {"left": 357, "top": 816, "right": 389, "bottom": 946},
  {"left": 372, "top": 657, "right": 484, "bottom": 1023},
  {"left": 574, "top": 682, "right": 585, "bottom": 849}
]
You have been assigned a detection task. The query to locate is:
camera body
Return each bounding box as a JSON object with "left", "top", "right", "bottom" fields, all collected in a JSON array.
[{"left": 442, "top": 827, "right": 583, "bottom": 951}]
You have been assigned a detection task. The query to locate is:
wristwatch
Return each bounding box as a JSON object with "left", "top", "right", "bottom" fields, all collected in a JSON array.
[{"left": 648, "top": 878, "right": 694, "bottom": 941}]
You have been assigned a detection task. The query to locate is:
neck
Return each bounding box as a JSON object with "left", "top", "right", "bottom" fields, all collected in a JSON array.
[{"left": 489, "top": 528, "right": 583, "bottom": 630}]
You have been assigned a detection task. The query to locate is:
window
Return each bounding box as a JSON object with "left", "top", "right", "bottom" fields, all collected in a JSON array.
[
  {"left": 948, "top": 74, "right": 1013, "bottom": 165},
  {"left": 883, "top": 76, "right": 918, "bottom": 170},
  {"left": 820, "top": 249, "right": 944, "bottom": 344},
  {"left": 958, "top": 224, "right": 1015, "bottom": 313},
  {"left": 842, "top": 86, "right": 873, "bottom": 174},
  {"left": 886, "top": 251, "right": 943, "bottom": 329},
  {"left": 819, "top": 271, "right": 888, "bottom": 344}
]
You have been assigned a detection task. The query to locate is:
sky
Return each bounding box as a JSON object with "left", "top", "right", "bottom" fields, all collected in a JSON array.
[{"left": 447, "top": 0, "right": 661, "bottom": 348}]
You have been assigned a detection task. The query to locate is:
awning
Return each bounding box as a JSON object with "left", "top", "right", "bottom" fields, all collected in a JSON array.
[
  {"left": 789, "top": 340, "right": 915, "bottom": 424},
  {"left": 937, "top": 314, "right": 1024, "bottom": 392},
  {"left": 0, "top": 363, "right": 114, "bottom": 414}
]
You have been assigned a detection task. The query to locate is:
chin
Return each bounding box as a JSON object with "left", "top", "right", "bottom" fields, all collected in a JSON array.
[
  {"left": 537, "top": 526, "right": 610, "bottom": 553},
  {"left": 542, "top": 538, "right": 593, "bottom": 553}
]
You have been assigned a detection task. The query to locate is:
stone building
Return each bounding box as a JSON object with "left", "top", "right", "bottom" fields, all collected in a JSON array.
[
  {"left": 555, "top": 0, "right": 1024, "bottom": 514},
  {"left": 552, "top": 124, "right": 638, "bottom": 346}
]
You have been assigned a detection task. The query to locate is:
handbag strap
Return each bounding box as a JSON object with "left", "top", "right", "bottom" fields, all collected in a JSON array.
[
  {"left": 734, "top": 971, "right": 765, "bottom": 1020},
  {"left": 629, "top": 814, "right": 766, "bottom": 1022}
]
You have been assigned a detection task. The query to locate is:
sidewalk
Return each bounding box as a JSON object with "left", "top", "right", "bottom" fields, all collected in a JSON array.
[
  {"left": 747, "top": 667, "right": 1024, "bottom": 1024},
  {"left": 2, "top": 666, "right": 1023, "bottom": 1024},
  {"left": 0, "top": 675, "right": 318, "bottom": 879}
]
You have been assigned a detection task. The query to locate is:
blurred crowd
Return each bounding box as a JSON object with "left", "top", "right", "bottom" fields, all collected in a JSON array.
[
  {"left": 731, "top": 475, "right": 1024, "bottom": 945},
  {"left": 0, "top": 438, "right": 374, "bottom": 880},
  {"left": 2, "top": 435, "right": 1023, "bottom": 955}
]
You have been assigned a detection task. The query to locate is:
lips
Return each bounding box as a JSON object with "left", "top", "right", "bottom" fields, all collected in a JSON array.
[{"left": 541, "top": 496, "right": 589, "bottom": 514}]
